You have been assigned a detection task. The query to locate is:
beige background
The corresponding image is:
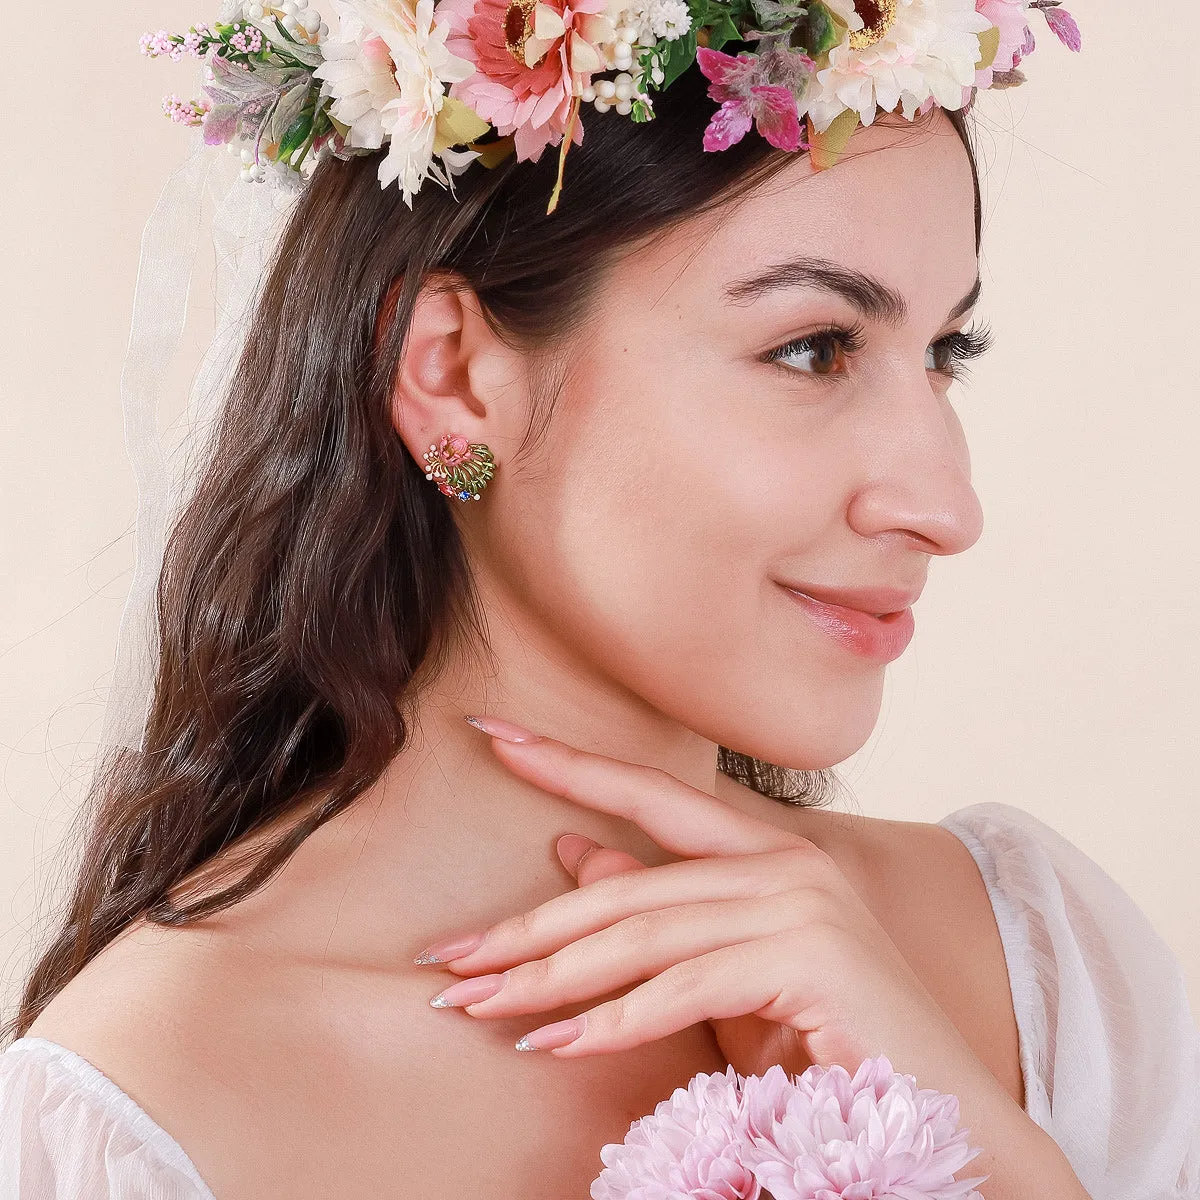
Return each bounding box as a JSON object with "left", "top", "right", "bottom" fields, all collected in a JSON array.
[{"left": 2, "top": 4, "right": 1197, "bottom": 1026}]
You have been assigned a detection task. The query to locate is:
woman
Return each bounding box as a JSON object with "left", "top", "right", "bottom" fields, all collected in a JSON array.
[{"left": 1, "top": 1, "right": 1196, "bottom": 1197}]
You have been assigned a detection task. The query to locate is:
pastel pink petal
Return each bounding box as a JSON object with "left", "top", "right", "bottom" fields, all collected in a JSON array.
[
  {"left": 513, "top": 120, "right": 557, "bottom": 160},
  {"left": 749, "top": 85, "right": 801, "bottom": 151},
  {"left": 529, "top": 81, "right": 568, "bottom": 128},
  {"left": 703, "top": 100, "right": 753, "bottom": 152}
]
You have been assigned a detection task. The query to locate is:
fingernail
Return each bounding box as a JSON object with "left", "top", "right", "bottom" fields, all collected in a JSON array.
[
  {"left": 430, "top": 971, "right": 509, "bottom": 1009},
  {"left": 464, "top": 714, "right": 543, "bottom": 744},
  {"left": 413, "top": 930, "right": 486, "bottom": 965},
  {"left": 556, "top": 833, "right": 598, "bottom": 874},
  {"left": 515, "top": 1014, "right": 586, "bottom": 1052}
]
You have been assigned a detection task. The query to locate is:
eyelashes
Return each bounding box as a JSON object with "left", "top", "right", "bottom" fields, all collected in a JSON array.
[
  {"left": 928, "top": 323, "right": 994, "bottom": 380},
  {"left": 763, "top": 320, "right": 994, "bottom": 382}
]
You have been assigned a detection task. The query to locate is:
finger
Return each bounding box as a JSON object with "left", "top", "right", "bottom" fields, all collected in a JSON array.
[
  {"left": 556, "top": 834, "right": 646, "bottom": 886},
  {"left": 516, "top": 934, "right": 812, "bottom": 1058},
  {"left": 555, "top": 834, "right": 600, "bottom": 876},
  {"left": 441, "top": 845, "right": 830, "bottom": 975},
  {"left": 451, "top": 892, "right": 825, "bottom": 1021},
  {"left": 486, "top": 734, "right": 806, "bottom": 860}
]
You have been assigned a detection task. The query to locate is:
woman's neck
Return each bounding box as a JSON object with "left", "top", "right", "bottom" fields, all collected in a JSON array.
[{"left": 204, "top": 627, "right": 743, "bottom": 972}]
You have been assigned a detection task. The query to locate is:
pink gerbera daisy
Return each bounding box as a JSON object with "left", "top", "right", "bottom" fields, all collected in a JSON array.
[{"left": 436, "top": 0, "right": 614, "bottom": 161}]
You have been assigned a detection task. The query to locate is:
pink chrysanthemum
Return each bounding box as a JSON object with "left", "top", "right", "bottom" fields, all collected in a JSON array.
[
  {"left": 592, "top": 1056, "right": 990, "bottom": 1200},
  {"left": 741, "top": 1057, "right": 989, "bottom": 1200},
  {"left": 437, "top": 0, "right": 615, "bottom": 162},
  {"left": 591, "top": 1064, "right": 761, "bottom": 1200}
]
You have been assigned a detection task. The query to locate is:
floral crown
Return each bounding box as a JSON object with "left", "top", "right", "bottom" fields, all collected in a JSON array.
[{"left": 143, "top": 0, "right": 1080, "bottom": 214}]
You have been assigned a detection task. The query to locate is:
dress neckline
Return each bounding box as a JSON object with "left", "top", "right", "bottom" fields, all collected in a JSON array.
[{"left": 936, "top": 803, "right": 1043, "bottom": 1126}]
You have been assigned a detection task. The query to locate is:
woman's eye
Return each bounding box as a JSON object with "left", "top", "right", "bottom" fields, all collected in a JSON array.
[
  {"left": 764, "top": 326, "right": 864, "bottom": 377},
  {"left": 926, "top": 340, "right": 955, "bottom": 373},
  {"left": 925, "top": 324, "right": 995, "bottom": 380},
  {"left": 764, "top": 322, "right": 993, "bottom": 382}
]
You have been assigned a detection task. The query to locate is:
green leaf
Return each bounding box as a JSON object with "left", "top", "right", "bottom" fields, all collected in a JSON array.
[
  {"left": 268, "top": 80, "right": 312, "bottom": 150},
  {"left": 278, "top": 109, "right": 314, "bottom": 161},
  {"left": 794, "top": 0, "right": 843, "bottom": 56},
  {"left": 705, "top": 13, "right": 742, "bottom": 49},
  {"left": 312, "top": 104, "right": 334, "bottom": 137},
  {"left": 660, "top": 28, "right": 699, "bottom": 88},
  {"left": 271, "top": 15, "right": 300, "bottom": 44},
  {"left": 749, "top": 0, "right": 809, "bottom": 34}
]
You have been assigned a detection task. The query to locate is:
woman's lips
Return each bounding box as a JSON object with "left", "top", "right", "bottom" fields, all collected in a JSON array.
[{"left": 779, "top": 584, "right": 916, "bottom": 662}]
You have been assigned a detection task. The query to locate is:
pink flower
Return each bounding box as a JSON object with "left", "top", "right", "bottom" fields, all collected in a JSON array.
[
  {"left": 696, "top": 46, "right": 812, "bottom": 154},
  {"left": 139, "top": 29, "right": 175, "bottom": 57},
  {"left": 437, "top": 0, "right": 614, "bottom": 162},
  {"left": 974, "top": 0, "right": 1030, "bottom": 87},
  {"left": 741, "top": 1057, "right": 988, "bottom": 1200},
  {"left": 437, "top": 433, "right": 472, "bottom": 467},
  {"left": 590, "top": 1064, "right": 761, "bottom": 1200},
  {"left": 162, "top": 94, "right": 210, "bottom": 127},
  {"left": 592, "top": 1057, "right": 990, "bottom": 1200}
]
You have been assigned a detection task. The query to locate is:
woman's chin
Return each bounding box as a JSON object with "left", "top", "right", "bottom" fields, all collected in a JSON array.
[{"left": 720, "top": 690, "right": 884, "bottom": 772}]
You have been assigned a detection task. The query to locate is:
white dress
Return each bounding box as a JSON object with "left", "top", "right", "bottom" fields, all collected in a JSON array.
[{"left": 1, "top": 800, "right": 1197, "bottom": 1199}]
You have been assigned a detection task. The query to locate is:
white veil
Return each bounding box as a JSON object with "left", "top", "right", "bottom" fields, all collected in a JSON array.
[{"left": 100, "top": 131, "right": 305, "bottom": 753}]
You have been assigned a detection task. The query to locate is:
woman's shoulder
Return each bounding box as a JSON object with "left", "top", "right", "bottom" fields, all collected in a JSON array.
[
  {"left": 16, "top": 911, "right": 728, "bottom": 1198},
  {"left": 0, "top": 1034, "right": 217, "bottom": 1200}
]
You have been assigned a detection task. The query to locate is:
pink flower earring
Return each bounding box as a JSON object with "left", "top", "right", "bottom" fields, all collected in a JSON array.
[{"left": 422, "top": 433, "right": 496, "bottom": 502}]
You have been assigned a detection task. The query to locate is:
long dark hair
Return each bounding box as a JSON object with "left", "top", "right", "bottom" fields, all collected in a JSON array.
[{"left": 5, "top": 67, "right": 980, "bottom": 1043}]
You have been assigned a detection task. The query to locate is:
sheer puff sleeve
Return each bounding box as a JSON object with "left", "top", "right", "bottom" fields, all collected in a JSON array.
[
  {"left": 0, "top": 1036, "right": 215, "bottom": 1199},
  {"left": 937, "top": 801, "right": 1200, "bottom": 1199}
]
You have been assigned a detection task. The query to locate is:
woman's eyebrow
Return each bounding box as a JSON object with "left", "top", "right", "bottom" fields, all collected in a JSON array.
[{"left": 723, "top": 255, "right": 982, "bottom": 328}]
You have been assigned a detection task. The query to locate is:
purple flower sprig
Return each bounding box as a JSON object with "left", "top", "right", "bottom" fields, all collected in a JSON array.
[
  {"left": 139, "top": 27, "right": 210, "bottom": 62},
  {"left": 140, "top": 15, "right": 337, "bottom": 182},
  {"left": 139, "top": 17, "right": 319, "bottom": 72}
]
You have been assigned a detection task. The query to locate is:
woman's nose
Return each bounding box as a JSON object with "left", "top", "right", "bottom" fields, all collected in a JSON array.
[{"left": 844, "top": 383, "right": 985, "bottom": 557}]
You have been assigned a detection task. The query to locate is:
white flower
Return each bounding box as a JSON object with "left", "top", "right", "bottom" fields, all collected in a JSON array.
[
  {"left": 805, "top": 0, "right": 993, "bottom": 132},
  {"left": 646, "top": 0, "right": 690, "bottom": 40},
  {"left": 616, "top": 0, "right": 691, "bottom": 46},
  {"left": 315, "top": 0, "right": 487, "bottom": 205},
  {"left": 314, "top": 1, "right": 402, "bottom": 148}
]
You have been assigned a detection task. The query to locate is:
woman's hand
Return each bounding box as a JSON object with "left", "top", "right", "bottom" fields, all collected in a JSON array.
[
  {"left": 413, "top": 720, "right": 991, "bottom": 1095},
  {"left": 415, "top": 717, "right": 1092, "bottom": 1198}
]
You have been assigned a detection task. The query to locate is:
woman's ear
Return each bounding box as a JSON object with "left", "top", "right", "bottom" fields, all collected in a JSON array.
[{"left": 382, "top": 274, "right": 523, "bottom": 469}]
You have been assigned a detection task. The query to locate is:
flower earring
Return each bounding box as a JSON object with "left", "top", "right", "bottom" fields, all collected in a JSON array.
[{"left": 422, "top": 433, "right": 496, "bottom": 502}]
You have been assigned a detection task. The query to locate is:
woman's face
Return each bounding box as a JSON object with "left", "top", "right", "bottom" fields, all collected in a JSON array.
[{"left": 469, "top": 112, "right": 985, "bottom": 770}]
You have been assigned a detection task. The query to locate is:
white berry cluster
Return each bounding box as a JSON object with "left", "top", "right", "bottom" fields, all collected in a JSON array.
[
  {"left": 583, "top": 0, "right": 691, "bottom": 115},
  {"left": 228, "top": 140, "right": 324, "bottom": 183},
  {"left": 220, "top": 0, "right": 328, "bottom": 39}
]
